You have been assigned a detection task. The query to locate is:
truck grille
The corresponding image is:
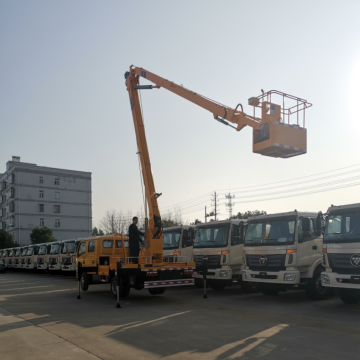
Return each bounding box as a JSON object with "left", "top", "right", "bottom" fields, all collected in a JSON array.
[
  {"left": 328, "top": 254, "right": 360, "bottom": 275},
  {"left": 62, "top": 257, "right": 72, "bottom": 265},
  {"left": 246, "top": 254, "right": 286, "bottom": 272},
  {"left": 38, "top": 258, "right": 44, "bottom": 265},
  {"left": 15, "top": 259, "right": 19, "bottom": 264},
  {"left": 21, "top": 259, "right": 25, "bottom": 264},
  {"left": 194, "top": 255, "right": 221, "bottom": 269},
  {"left": 26, "top": 259, "right": 31, "bottom": 264},
  {"left": 49, "top": 258, "right": 57, "bottom": 265}
]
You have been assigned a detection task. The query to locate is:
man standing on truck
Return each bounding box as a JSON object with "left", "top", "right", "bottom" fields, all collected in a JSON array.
[{"left": 129, "top": 217, "right": 144, "bottom": 264}]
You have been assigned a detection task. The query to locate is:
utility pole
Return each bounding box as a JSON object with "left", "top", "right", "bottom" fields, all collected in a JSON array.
[
  {"left": 211, "top": 191, "right": 219, "bottom": 221},
  {"left": 205, "top": 206, "right": 207, "bottom": 223},
  {"left": 225, "top": 192, "right": 235, "bottom": 219}
]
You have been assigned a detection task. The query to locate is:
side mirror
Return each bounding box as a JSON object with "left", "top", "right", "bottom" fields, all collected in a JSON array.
[
  {"left": 239, "top": 222, "right": 245, "bottom": 242},
  {"left": 315, "top": 212, "right": 323, "bottom": 236}
]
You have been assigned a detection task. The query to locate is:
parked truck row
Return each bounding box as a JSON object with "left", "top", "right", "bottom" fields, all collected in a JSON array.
[{"left": 1, "top": 202, "right": 359, "bottom": 304}]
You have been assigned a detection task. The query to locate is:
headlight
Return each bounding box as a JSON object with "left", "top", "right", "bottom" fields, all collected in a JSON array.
[
  {"left": 242, "top": 271, "right": 247, "bottom": 280},
  {"left": 284, "top": 273, "right": 296, "bottom": 281},
  {"left": 321, "top": 274, "right": 330, "bottom": 284},
  {"left": 219, "top": 270, "right": 228, "bottom": 277}
]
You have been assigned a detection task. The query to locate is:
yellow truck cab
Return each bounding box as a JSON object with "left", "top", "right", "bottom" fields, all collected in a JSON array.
[
  {"left": 37, "top": 243, "right": 52, "bottom": 271},
  {"left": 77, "top": 233, "right": 195, "bottom": 297}
]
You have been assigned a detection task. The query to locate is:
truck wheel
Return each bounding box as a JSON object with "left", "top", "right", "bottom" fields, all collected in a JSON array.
[
  {"left": 241, "top": 281, "right": 259, "bottom": 293},
  {"left": 148, "top": 288, "right": 159, "bottom": 295},
  {"left": 157, "top": 287, "right": 166, "bottom": 295},
  {"left": 210, "top": 283, "right": 226, "bottom": 291},
  {"left": 80, "top": 272, "right": 89, "bottom": 292},
  {"left": 110, "top": 277, "right": 124, "bottom": 298},
  {"left": 305, "top": 270, "right": 331, "bottom": 300},
  {"left": 338, "top": 288, "right": 360, "bottom": 304},
  {"left": 260, "top": 283, "right": 280, "bottom": 296},
  {"left": 194, "top": 278, "right": 204, "bottom": 288},
  {"left": 121, "top": 282, "right": 131, "bottom": 298}
]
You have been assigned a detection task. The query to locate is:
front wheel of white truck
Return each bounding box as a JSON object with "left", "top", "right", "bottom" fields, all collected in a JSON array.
[
  {"left": 305, "top": 269, "right": 331, "bottom": 300},
  {"left": 338, "top": 288, "right": 360, "bottom": 304}
]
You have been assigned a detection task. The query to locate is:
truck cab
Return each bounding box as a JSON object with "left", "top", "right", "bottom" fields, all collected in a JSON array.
[
  {"left": 242, "top": 210, "right": 331, "bottom": 300},
  {"left": 24, "top": 245, "right": 40, "bottom": 270},
  {"left": 7, "top": 248, "right": 16, "bottom": 269},
  {"left": 163, "top": 226, "right": 194, "bottom": 263},
  {"left": 192, "top": 219, "right": 256, "bottom": 292},
  {"left": 61, "top": 239, "right": 79, "bottom": 273},
  {"left": 49, "top": 241, "right": 64, "bottom": 273},
  {"left": 321, "top": 203, "right": 360, "bottom": 304},
  {"left": 20, "top": 246, "right": 29, "bottom": 269},
  {"left": 14, "top": 247, "right": 23, "bottom": 269},
  {"left": 37, "top": 243, "right": 51, "bottom": 271},
  {"left": 2, "top": 249, "right": 9, "bottom": 268}
]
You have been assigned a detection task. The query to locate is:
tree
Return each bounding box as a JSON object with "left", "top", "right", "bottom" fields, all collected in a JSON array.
[
  {"left": 0, "top": 230, "right": 17, "bottom": 249},
  {"left": 30, "top": 227, "right": 57, "bottom": 244},
  {"left": 162, "top": 206, "right": 183, "bottom": 228},
  {"left": 190, "top": 219, "right": 202, "bottom": 225},
  {"left": 230, "top": 210, "right": 267, "bottom": 220},
  {"left": 92, "top": 227, "right": 104, "bottom": 236},
  {"left": 99, "top": 209, "right": 130, "bottom": 234}
]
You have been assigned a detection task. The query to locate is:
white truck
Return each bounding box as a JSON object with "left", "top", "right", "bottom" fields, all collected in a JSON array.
[
  {"left": 163, "top": 226, "right": 194, "bottom": 264},
  {"left": 61, "top": 239, "right": 79, "bottom": 274},
  {"left": 321, "top": 203, "right": 360, "bottom": 304},
  {"left": 242, "top": 210, "right": 331, "bottom": 300},
  {"left": 2, "top": 249, "right": 10, "bottom": 268},
  {"left": 20, "top": 246, "right": 29, "bottom": 269},
  {"left": 14, "top": 247, "right": 24, "bottom": 269},
  {"left": 7, "top": 248, "right": 16, "bottom": 269},
  {"left": 192, "top": 219, "right": 258, "bottom": 292},
  {"left": 23, "top": 244, "right": 40, "bottom": 270},
  {"left": 37, "top": 243, "right": 52, "bottom": 271},
  {"left": 49, "top": 241, "right": 64, "bottom": 273}
]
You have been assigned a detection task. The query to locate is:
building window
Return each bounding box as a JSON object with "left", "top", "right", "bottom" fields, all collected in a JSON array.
[
  {"left": 55, "top": 219, "right": 60, "bottom": 228},
  {"left": 2, "top": 208, "right": 6, "bottom": 217},
  {"left": 54, "top": 178, "right": 60, "bottom": 185},
  {"left": 39, "top": 190, "right": 44, "bottom": 198},
  {"left": 11, "top": 174, "right": 15, "bottom": 183},
  {"left": 1, "top": 181, "right": 6, "bottom": 190},
  {"left": 10, "top": 217, "right": 14, "bottom": 226},
  {"left": 39, "top": 204, "right": 44, "bottom": 212},
  {"left": 10, "top": 187, "right": 15, "bottom": 198},
  {"left": 9, "top": 202, "right": 15, "bottom": 212},
  {"left": 39, "top": 176, "right": 43, "bottom": 184},
  {"left": 40, "top": 218, "right": 44, "bottom": 226},
  {"left": 54, "top": 205, "right": 60, "bottom": 213},
  {"left": 1, "top": 195, "right": 5, "bottom": 204},
  {"left": 2, "top": 221, "right": 6, "bottom": 229},
  {"left": 54, "top": 191, "right": 60, "bottom": 200}
]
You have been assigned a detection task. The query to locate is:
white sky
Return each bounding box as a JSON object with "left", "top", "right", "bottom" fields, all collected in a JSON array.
[{"left": 1, "top": 0, "right": 360, "bottom": 226}]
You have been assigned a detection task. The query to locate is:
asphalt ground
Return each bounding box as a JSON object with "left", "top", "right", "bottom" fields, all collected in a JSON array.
[{"left": 1, "top": 272, "right": 360, "bottom": 360}]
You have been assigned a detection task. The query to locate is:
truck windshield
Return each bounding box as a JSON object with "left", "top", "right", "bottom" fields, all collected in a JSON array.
[
  {"left": 245, "top": 217, "right": 296, "bottom": 246},
  {"left": 21, "top": 248, "right": 28, "bottom": 256},
  {"left": 27, "top": 247, "right": 34, "bottom": 256},
  {"left": 38, "top": 245, "right": 47, "bottom": 255},
  {"left": 15, "top": 249, "right": 21, "bottom": 256},
  {"left": 324, "top": 210, "right": 360, "bottom": 243},
  {"left": 50, "top": 244, "right": 60, "bottom": 254},
  {"left": 9, "top": 250, "right": 14, "bottom": 256},
  {"left": 62, "top": 242, "right": 76, "bottom": 254},
  {"left": 3, "top": 251, "right": 8, "bottom": 257},
  {"left": 194, "top": 225, "right": 229, "bottom": 248},
  {"left": 163, "top": 231, "right": 181, "bottom": 250}
]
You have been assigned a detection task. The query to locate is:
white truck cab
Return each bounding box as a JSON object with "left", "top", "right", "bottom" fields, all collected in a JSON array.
[
  {"left": 14, "top": 247, "right": 23, "bottom": 269},
  {"left": 37, "top": 243, "right": 51, "bottom": 271},
  {"left": 321, "top": 203, "right": 360, "bottom": 304},
  {"left": 7, "top": 248, "right": 16, "bottom": 269},
  {"left": 20, "top": 246, "right": 29, "bottom": 269},
  {"left": 2, "top": 249, "right": 10, "bottom": 268},
  {"left": 192, "top": 219, "right": 257, "bottom": 292},
  {"left": 163, "top": 226, "right": 194, "bottom": 263},
  {"left": 242, "top": 210, "right": 330, "bottom": 300},
  {"left": 24, "top": 245, "right": 40, "bottom": 270},
  {"left": 49, "top": 241, "right": 64, "bottom": 273},
  {"left": 61, "top": 239, "right": 79, "bottom": 273}
]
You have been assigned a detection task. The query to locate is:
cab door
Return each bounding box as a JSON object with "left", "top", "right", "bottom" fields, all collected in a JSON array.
[
  {"left": 297, "top": 218, "right": 320, "bottom": 267},
  {"left": 77, "top": 241, "right": 87, "bottom": 268},
  {"left": 86, "top": 240, "right": 96, "bottom": 271},
  {"left": 229, "top": 223, "right": 243, "bottom": 267}
]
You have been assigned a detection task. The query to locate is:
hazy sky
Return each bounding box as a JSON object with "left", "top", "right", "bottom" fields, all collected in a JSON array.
[{"left": 1, "top": 0, "right": 360, "bottom": 227}]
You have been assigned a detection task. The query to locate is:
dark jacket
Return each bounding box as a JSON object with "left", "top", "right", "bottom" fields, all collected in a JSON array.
[{"left": 129, "top": 223, "right": 144, "bottom": 256}]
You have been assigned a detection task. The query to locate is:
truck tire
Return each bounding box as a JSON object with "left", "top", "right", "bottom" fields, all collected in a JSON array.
[
  {"left": 260, "top": 283, "right": 280, "bottom": 296},
  {"left": 148, "top": 288, "right": 159, "bottom": 295},
  {"left": 110, "top": 276, "right": 124, "bottom": 298},
  {"left": 194, "top": 278, "right": 204, "bottom": 288},
  {"left": 157, "top": 287, "right": 166, "bottom": 295},
  {"left": 338, "top": 288, "right": 360, "bottom": 304},
  {"left": 305, "top": 269, "right": 331, "bottom": 300},
  {"left": 80, "top": 272, "right": 89, "bottom": 292},
  {"left": 241, "top": 281, "right": 259, "bottom": 293}
]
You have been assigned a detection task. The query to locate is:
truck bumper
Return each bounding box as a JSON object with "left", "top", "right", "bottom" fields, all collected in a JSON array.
[
  {"left": 321, "top": 271, "right": 360, "bottom": 289},
  {"left": 242, "top": 269, "right": 301, "bottom": 284},
  {"left": 14, "top": 264, "right": 22, "bottom": 269},
  {"left": 193, "top": 267, "right": 233, "bottom": 281},
  {"left": 62, "top": 264, "right": 76, "bottom": 271},
  {"left": 49, "top": 264, "right": 61, "bottom": 270},
  {"left": 26, "top": 263, "right": 36, "bottom": 269},
  {"left": 37, "top": 264, "right": 48, "bottom": 270},
  {"left": 144, "top": 279, "right": 194, "bottom": 289}
]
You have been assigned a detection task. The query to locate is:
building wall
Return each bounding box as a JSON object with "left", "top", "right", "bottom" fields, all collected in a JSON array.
[{"left": 0, "top": 158, "right": 92, "bottom": 245}]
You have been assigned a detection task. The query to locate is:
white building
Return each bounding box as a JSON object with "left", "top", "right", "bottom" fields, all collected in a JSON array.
[{"left": 0, "top": 156, "right": 92, "bottom": 245}]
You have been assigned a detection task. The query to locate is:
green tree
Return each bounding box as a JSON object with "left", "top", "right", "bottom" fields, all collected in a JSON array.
[
  {"left": 190, "top": 219, "right": 202, "bottom": 225},
  {"left": 230, "top": 210, "right": 267, "bottom": 220},
  {"left": 92, "top": 227, "right": 104, "bottom": 236},
  {"left": 30, "top": 227, "right": 57, "bottom": 245},
  {"left": 163, "top": 218, "right": 179, "bottom": 228},
  {"left": 0, "top": 230, "right": 17, "bottom": 249}
]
